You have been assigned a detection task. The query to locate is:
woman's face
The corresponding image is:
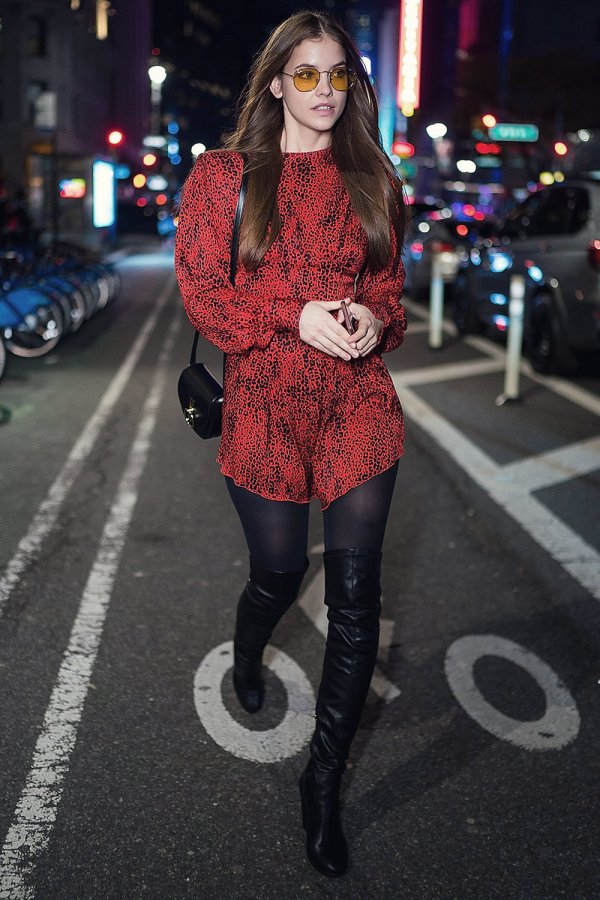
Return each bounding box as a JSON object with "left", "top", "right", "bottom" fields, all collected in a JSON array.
[{"left": 270, "top": 36, "right": 349, "bottom": 142}]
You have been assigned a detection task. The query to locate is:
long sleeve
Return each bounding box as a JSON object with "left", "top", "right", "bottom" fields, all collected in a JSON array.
[
  {"left": 174, "top": 151, "right": 303, "bottom": 354},
  {"left": 358, "top": 226, "right": 407, "bottom": 354}
]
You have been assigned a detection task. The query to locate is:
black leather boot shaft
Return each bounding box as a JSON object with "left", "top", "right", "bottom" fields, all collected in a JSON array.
[
  {"left": 310, "top": 548, "right": 382, "bottom": 773},
  {"left": 300, "top": 548, "right": 382, "bottom": 877},
  {"left": 233, "top": 557, "right": 308, "bottom": 713}
]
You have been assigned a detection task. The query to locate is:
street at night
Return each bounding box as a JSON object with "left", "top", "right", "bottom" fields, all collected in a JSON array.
[{"left": 1, "top": 0, "right": 600, "bottom": 898}]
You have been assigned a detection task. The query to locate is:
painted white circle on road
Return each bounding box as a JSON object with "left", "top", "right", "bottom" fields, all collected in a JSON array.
[
  {"left": 445, "top": 634, "right": 580, "bottom": 751},
  {"left": 194, "top": 641, "right": 316, "bottom": 763}
]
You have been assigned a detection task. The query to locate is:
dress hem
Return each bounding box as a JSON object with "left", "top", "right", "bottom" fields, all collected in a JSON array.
[{"left": 218, "top": 449, "right": 404, "bottom": 511}]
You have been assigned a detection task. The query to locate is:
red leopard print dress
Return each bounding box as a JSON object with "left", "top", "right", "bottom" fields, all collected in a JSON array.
[{"left": 175, "top": 147, "right": 407, "bottom": 509}]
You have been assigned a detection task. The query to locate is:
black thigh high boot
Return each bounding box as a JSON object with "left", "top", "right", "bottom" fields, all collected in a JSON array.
[
  {"left": 233, "top": 557, "right": 308, "bottom": 713},
  {"left": 299, "top": 548, "right": 382, "bottom": 877}
]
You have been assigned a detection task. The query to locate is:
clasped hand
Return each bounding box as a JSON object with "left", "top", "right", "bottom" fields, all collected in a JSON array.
[{"left": 298, "top": 298, "right": 383, "bottom": 361}]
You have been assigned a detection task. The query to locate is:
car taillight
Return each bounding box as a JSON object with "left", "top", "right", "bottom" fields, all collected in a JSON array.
[{"left": 589, "top": 239, "right": 600, "bottom": 272}]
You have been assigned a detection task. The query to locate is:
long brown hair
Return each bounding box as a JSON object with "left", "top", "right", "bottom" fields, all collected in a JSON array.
[{"left": 223, "top": 11, "right": 408, "bottom": 272}]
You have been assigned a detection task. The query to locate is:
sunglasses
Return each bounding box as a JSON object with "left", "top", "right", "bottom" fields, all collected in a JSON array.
[{"left": 282, "top": 65, "right": 357, "bottom": 93}]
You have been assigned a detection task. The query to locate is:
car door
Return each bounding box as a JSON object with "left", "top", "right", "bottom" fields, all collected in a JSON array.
[{"left": 470, "top": 192, "right": 546, "bottom": 329}]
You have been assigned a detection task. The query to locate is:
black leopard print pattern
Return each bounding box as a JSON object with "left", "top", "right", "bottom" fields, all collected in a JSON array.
[{"left": 175, "top": 147, "right": 407, "bottom": 508}]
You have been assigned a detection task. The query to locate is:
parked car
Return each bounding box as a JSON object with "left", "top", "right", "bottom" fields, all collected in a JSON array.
[
  {"left": 403, "top": 211, "right": 486, "bottom": 299},
  {"left": 453, "top": 179, "right": 600, "bottom": 374}
]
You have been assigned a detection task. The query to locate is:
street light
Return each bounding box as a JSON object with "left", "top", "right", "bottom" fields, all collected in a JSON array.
[{"left": 148, "top": 65, "right": 167, "bottom": 136}]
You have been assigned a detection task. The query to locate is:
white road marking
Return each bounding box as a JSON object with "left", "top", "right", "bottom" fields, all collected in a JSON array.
[
  {"left": 0, "top": 309, "right": 181, "bottom": 900},
  {"left": 193, "top": 642, "right": 316, "bottom": 764},
  {"left": 498, "top": 436, "right": 600, "bottom": 492},
  {"left": 0, "top": 272, "right": 176, "bottom": 616},
  {"left": 445, "top": 635, "right": 580, "bottom": 750},
  {"left": 396, "top": 383, "right": 600, "bottom": 601},
  {"left": 298, "top": 567, "right": 401, "bottom": 702},
  {"left": 394, "top": 357, "right": 504, "bottom": 387}
]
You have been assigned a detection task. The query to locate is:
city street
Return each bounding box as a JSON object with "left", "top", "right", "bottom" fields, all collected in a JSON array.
[{"left": 0, "top": 247, "right": 598, "bottom": 899}]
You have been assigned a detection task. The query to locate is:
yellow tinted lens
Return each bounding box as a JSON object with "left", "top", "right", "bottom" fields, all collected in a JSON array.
[
  {"left": 330, "top": 68, "right": 350, "bottom": 90},
  {"left": 293, "top": 68, "right": 319, "bottom": 91}
]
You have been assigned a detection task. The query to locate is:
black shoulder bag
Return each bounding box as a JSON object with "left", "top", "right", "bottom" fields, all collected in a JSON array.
[{"left": 177, "top": 164, "right": 248, "bottom": 439}]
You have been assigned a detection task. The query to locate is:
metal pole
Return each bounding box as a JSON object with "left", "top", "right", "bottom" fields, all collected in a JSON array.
[
  {"left": 428, "top": 253, "right": 444, "bottom": 349},
  {"left": 496, "top": 274, "right": 525, "bottom": 406}
]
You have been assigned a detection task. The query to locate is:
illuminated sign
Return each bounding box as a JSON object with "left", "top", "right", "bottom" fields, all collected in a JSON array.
[
  {"left": 92, "top": 160, "right": 115, "bottom": 228},
  {"left": 397, "top": 0, "right": 423, "bottom": 116},
  {"left": 488, "top": 123, "right": 539, "bottom": 142},
  {"left": 59, "top": 178, "right": 86, "bottom": 199}
]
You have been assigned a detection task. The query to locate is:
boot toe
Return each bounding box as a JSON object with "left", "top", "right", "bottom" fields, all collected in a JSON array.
[
  {"left": 233, "top": 671, "right": 264, "bottom": 713},
  {"left": 306, "top": 841, "right": 348, "bottom": 877}
]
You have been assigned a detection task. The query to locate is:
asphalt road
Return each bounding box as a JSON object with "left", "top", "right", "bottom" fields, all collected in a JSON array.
[{"left": 0, "top": 247, "right": 599, "bottom": 900}]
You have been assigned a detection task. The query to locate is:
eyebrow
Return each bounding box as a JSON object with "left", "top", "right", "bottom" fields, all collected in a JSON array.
[{"left": 293, "top": 60, "right": 347, "bottom": 68}]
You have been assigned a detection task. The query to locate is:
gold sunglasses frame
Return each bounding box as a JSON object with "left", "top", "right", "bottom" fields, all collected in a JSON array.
[{"left": 281, "top": 66, "right": 357, "bottom": 93}]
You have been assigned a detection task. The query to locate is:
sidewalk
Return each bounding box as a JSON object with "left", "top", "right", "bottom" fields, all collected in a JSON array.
[{"left": 391, "top": 298, "right": 600, "bottom": 602}]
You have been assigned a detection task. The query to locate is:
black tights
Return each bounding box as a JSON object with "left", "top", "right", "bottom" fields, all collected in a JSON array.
[{"left": 225, "top": 462, "right": 398, "bottom": 573}]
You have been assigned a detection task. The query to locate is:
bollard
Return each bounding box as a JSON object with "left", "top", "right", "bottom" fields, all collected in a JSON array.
[
  {"left": 428, "top": 252, "right": 444, "bottom": 349},
  {"left": 496, "top": 273, "right": 526, "bottom": 406}
]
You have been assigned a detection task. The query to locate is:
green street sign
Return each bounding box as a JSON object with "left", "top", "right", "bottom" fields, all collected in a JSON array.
[{"left": 488, "top": 123, "right": 539, "bottom": 142}]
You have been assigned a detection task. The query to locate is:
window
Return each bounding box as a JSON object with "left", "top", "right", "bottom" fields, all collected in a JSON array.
[
  {"left": 567, "top": 188, "right": 591, "bottom": 233},
  {"left": 529, "top": 187, "right": 591, "bottom": 236}
]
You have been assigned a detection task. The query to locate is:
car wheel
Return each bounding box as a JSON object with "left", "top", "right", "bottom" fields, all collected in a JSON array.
[
  {"left": 452, "top": 272, "right": 482, "bottom": 335},
  {"left": 526, "top": 293, "right": 577, "bottom": 375}
]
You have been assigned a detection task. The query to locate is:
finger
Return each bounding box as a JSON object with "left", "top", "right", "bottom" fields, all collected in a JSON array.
[
  {"left": 316, "top": 299, "right": 349, "bottom": 310},
  {"left": 351, "top": 320, "right": 369, "bottom": 342},
  {"left": 359, "top": 335, "right": 379, "bottom": 356},
  {"left": 326, "top": 324, "right": 360, "bottom": 357},
  {"left": 320, "top": 335, "right": 353, "bottom": 360},
  {"left": 355, "top": 327, "right": 375, "bottom": 351},
  {"left": 310, "top": 338, "right": 338, "bottom": 358}
]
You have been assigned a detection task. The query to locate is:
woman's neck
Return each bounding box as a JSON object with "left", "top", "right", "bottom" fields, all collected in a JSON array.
[{"left": 279, "top": 125, "right": 332, "bottom": 154}]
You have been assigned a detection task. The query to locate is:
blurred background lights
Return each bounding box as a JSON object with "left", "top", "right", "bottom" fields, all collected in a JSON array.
[
  {"left": 146, "top": 175, "right": 168, "bottom": 191},
  {"left": 426, "top": 122, "right": 447, "bottom": 139},
  {"left": 191, "top": 143, "right": 206, "bottom": 157},
  {"left": 167, "top": 122, "right": 180, "bottom": 135},
  {"left": 527, "top": 265, "right": 544, "bottom": 282},
  {"left": 457, "top": 159, "right": 477, "bottom": 173},
  {"left": 133, "top": 173, "right": 146, "bottom": 188},
  {"left": 482, "top": 114, "right": 497, "bottom": 128},
  {"left": 107, "top": 129, "right": 124, "bottom": 146},
  {"left": 360, "top": 55, "right": 372, "bottom": 76},
  {"left": 554, "top": 141, "right": 568, "bottom": 156},
  {"left": 148, "top": 65, "right": 167, "bottom": 85},
  {"left": 539, "top": 171, "right": 554, "bottom": 185},
  {"left": 142, "top": 153, "right": 157, "bottom": 166}
]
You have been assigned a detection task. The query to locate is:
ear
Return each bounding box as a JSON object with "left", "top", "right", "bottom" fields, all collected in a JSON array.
[{"left": 270, "top": 74, "right": 283, "bottom": 99}]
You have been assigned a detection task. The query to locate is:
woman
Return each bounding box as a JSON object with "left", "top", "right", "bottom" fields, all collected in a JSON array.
[{"left": 175, "top": 10, "right": 408, "bottom": 878}]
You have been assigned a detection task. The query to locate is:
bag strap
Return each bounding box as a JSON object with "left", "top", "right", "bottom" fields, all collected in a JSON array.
[{"left": 190, "top": 160, "right": 249, "bottom": 366}]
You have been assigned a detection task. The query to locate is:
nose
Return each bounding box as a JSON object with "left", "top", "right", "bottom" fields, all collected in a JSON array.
[{"left": 316, "top": 71, "right": 333, "bottom": 97}]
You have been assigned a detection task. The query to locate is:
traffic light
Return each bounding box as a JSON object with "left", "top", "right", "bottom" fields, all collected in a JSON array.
[{"left": 391, "top": 140, "right": 415, "bottom": 159}]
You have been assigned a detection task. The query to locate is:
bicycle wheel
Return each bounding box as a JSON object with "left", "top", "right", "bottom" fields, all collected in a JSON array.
[{"left": 4, "top": 299, "right": 64, "bottom": 357}]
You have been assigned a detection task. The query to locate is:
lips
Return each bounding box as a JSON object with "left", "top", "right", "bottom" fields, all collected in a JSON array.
[{"left": 312, "top": 104, "right": 336, "bottom": 112}]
